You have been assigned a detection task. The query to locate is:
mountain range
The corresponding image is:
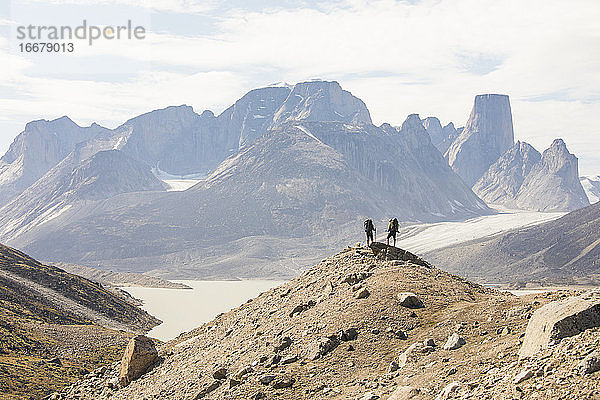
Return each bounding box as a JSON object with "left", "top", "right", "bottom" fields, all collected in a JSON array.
[
  {"left": 423, "top": 94, "right": 590, "bottom": 212},
  {"left": 0, "top": 80, "right": 490, "bottom": 278}
]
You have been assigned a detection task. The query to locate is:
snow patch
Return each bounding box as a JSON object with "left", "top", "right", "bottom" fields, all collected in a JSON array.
[
  {"left": 295, "top": 125, "right": 324, "bottom": 146},
  {"left": 151, "top": 166, "right": 206, "bottom": 192}
]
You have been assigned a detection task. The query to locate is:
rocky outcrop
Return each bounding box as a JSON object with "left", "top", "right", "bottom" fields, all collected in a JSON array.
[
  {"left": 397, "top": 293, "right": 424, "bottom": 309},
  {"left": 446, "top": 94, "right": 514, "bottom": 185},
  {"left": 514, "top": 139, "right": 589, "bottom": 211},
  {"left": 473, "top": 141, "right": 541, "bottom": 204},
  {"left": 118, "top": 335, "right": 158, "bottom": 387},
  {"left": 519, "top": 291, "right": 600, "bottom": 359}
]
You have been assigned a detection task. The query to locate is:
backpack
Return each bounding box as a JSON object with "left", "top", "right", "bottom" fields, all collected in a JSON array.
[
  {"left": 389, "top": 218, "right": 399, "bottom": 232},
  {"left": 364, "top": 219, "right": 374, "bottom": 232}
]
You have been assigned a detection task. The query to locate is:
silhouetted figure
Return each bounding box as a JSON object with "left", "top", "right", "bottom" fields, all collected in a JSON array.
[
  {"left": 364, "top": 219, "right": 376, "bottom": 246},
  {"left": 387, "top": 218, "right": 399, "bottom": 247}
]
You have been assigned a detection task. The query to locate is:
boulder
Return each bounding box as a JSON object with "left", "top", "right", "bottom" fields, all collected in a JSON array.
[
  {"left": 443, "top": 333, "right": 466, "bottom": 350},
  {"left": 272, "top": 376, "right": 295, "bottom": 389},
  {"left": 397, "top": 293, "right": 424, "bottom": 309},
  {"left": 435, "top": 381, "right": 461, "bottom": 400},
  {"left": 388, "top": 386, "right": 420, "bottom": 400},
  {"left": 338, "top": 328, "right": 358, "bottom": 341},
  {"left": 281, "top": 355, "right": 298, "bottom": 365},
  {"left": 194, "top": 380, "right": 221, "bottom": 399},
  {"left": 274, "top": 336, "right": 293, "bottom": 352},
  {"left": 513, "top": 368, "right": 533, "bottom": 384},
  {"left": 259, "top": 375, "right": 276, "bottom": 385},
  {"left": 355, "top": 287, "right": 370, "bottom": 299},
  {"left": 213, "top": 367, "right": 227, "bottom": 380},
  {"left": 233, "top": 366, "right": 253, "bottom": 381},
  {"left": 519, "top": 291, "right": 600, "bottom": 359},
  {"left": 308, "top": 336, "right": 340, "bottom": 360},
  {"left": 118, "top": 335, "right": 158, "bottom": 387},
  {"left": 398, "top": 343, "right": 423, "bottom": 367},
  {"left": 576, "top": 350, "right": 600, "bottom": 375}
]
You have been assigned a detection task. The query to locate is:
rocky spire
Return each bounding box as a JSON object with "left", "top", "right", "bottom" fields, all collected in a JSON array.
[{"left": 446, "top": 94, "right": 515, "bottom": 185}]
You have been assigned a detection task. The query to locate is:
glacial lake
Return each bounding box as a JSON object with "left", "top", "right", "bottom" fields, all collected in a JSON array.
[{"left": 122, "top": 280, "right": 286, "bottom": 341}]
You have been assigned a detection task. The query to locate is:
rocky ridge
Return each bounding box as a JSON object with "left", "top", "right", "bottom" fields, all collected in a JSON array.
[
  {"left": 580, "top": 175, "right": 600, "bottom": 204},
  {"left": 0, "top": 243, "right": 159, "bottom": 399},
  {"left": 472, "top": 141, "right": 541, "bottom": 204},
  {"left": 52, "top": 245, "right": 600, "bottom": 400},
  {"left": 422, "top": 118, "right": 460, "bottom": 155},
  {"left": 0, "top": 117, "right": 109, "bottom": 207}
]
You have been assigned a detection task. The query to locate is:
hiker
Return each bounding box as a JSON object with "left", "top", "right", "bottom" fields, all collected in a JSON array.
[
  {"left": 387, "top": 217, "right": 399, "bottom": 247},
  {"left": 364, "top": 219, "right": 376, "bottom": 246}
]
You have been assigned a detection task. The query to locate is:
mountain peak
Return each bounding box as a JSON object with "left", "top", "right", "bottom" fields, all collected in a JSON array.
[
  {"left": 273, "top": 80, "right": 372, "bottom": 125},
  {"left": 445, "top": 93, "right": 514, "bottom": 185}
]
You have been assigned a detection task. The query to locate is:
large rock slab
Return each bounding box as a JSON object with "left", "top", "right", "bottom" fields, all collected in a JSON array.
[
  {"left": 368, "top": 243, "right": 430, "bottom": 267},
  {"left": 119, "top": 335, "right": 159, "bottom": 387},
  {"left": 519, "top": 291, "right": 600, "bottom": 359}
]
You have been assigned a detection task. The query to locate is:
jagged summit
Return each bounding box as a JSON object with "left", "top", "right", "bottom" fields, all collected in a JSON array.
[
  {"left": 473, "top": 139, "right": 589, "bottom": 211},
  {"left": 273, "top": 80, "right": 372, "bottom": 125},
  {"left": 0, "top": 116, "right": 109, "bottom": 206},
  {"left": 473, "top": 140, "right": 541, "bottom": 204},
  {"left": 514, "top": 139, "right": 589, "bottom": 211},
  {"left": 446, "top": 93, "right": 514, "bottom": 185}
]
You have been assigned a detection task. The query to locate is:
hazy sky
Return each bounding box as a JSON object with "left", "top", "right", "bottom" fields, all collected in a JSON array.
[{"left": 1, "top": 0, "right": 599, "bottom": 174}]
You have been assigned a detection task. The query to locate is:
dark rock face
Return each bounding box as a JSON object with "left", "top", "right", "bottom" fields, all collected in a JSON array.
[
  {"left": 473, "top": 141, "right": 541, "bottom": 204},
  {"left": 446, "top": 94, "right": 514, "bottom": 185},
  {"left": 514, "top": 139, "right": 589, "bottom": 211},
  {"left": 0, "top": 117, "right": 108, "bottom": 206}
]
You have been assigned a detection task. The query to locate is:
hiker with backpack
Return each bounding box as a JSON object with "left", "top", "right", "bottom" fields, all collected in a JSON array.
[
  {"left": 364, "top": 219, "right": 376, "bottom": 246},
  {"left": 387, "top": 218, "right": 399, "bottom": 247}
]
